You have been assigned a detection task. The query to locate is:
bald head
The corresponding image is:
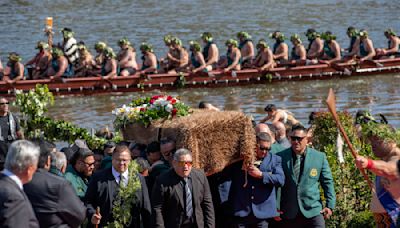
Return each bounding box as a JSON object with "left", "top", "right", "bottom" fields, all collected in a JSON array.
[
  {"left": 274, "top": 122, "right": 287, "bottom": 139},
  {"left": 255, "top": 123, "right": 271, "bottom": 134}
]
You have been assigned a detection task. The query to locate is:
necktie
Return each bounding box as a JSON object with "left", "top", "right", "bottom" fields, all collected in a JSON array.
[
  {"left": 119, "top": 175, "right": 125, "bottom": 188},
  {"left": 293, "top": 155, "right": 302, "bottom": 182},
  {"left": 184, "top": 178, "right": 193, "bottom": 218}
]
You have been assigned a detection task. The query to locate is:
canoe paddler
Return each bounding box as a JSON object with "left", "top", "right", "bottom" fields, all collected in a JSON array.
[
  {"left": 289, "top": 34, "right": 306, "bottom": 63},
  {"left": 219, "top": 39, "right": 241, "bottom": 73},
  {"left": 101, "top": 47, "right": 117, "bottom": 79},
  {"left": 167, "top": 37, "right": 189, "bottom": 73},
  {"left": 160, "top": 35, "right": 179, "bottom": 73},
  {"left": 356, "top": 29, "right": 376, "bottom": 62},
  {"left": 188, "top": 41, "right": 206, "bottom": 73},
  {"left": 305, "top": 28, "right": 324, "bottom": 60},
  {"left": 61, "top": 28, "right": 79, "bottom": 66},
  {"left": 319, "top": 31, "right": 341, "bottom": 65},
  {"left": 237, "top": 31, "right": 255, "bottom": 68},
  {"left": 345, "top": 27, "right": 359, "bottom": 54},
  {"left": 47, "top": 47, "right": 73, "bottom": 80},
  {"left": 201, "top": 32, "right": 219, "bottom": 72},
  {"left": 26, "top": 41, "right": 51, "bottom": 79},
  {"left": 253, "top": 39, "right": 276, "bottom": 71},
  {"left": 3, "top": 52, "right": 25, "bottom": 83},
  {"left": 75, "top": 43, "right": 95, "bottom": 77},
  {"left": 376, "top": 29, "right": 400, "bottom": 58},
  {"left": 270, "top": 31, "right": 289, "bottom": 62},
  {"left": 117, "top": 38, "right": 138, "bottom": 76},
  {"left": 138, "top": 42, "right": 158, "bottom": 74}
]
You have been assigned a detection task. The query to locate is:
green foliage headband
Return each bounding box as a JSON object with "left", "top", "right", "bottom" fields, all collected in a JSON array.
[
  {"left": 140, "top": 42, "right": 154, "bottom": 52},
  {"left": 385, "top": 28, "right": 396, "bottom": 36},
  {"left": 95, "top": 42, "right": 107, "bottom": 51},
  {"left": 51, "top": 48, "right": 64, "bottom": 57},
  {"left": 358, "top": 30, "right": 368, "bottom": 38},
  {"left": 189, "top": 40, "right": 201, "bottom": 52},
  {"left": 225, "top": 38, "right": 238, "bottom": 47},
  {"left": 171, "top": 37, "right": 182, "bottom": 46},
  {"left": 163, "top": 35, "right": 173, "bottom": 45},
  {"left": 256, "top": 39, "right": 269, "bottom": 49},
  {"left": 290, "top": 34, "right": 302, "bottom": 43},
  {"left": 36, "top": 41, "right": 49, "bottom": 50},
  {"left": 237, "top": 31, "right": 251, "bottom": 39},
  {"left": 8, "top": 52, "right": 22, "bottom": 62},
  {"left": 321, "top": 32, "right": 337, "bottom": 41},
  {"left": 361, "top": 121, "right": 400, "bottom": 145},
  {"left": 118, "top": 38, "right": 131, "bottom": 46},
  {"left": 347, "top": 28, "right": 358, "bottom": 37},
  {"left": 201, "top": 32, "right": 213, "bottom": 42},
  {"left": 104, "top": 47, "right": 116, "bottom": 58},
  {"left": 61, "top": 28, "right": 74, "bottom": 39},
  {"left": 305, "top": 30, "right": 320, "bottom": 39},
  {"left": 270, "top": 31, "right": 285, "bottom": 41}
]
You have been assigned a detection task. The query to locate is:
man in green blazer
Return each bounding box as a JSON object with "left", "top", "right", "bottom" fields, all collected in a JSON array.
[{"left": 277, "top": 125, "right": 336, "bottom": 227}]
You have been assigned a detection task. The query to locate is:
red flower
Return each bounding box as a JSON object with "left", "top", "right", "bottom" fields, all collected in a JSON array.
[
  {"left": 167, "top": 96, "right": 173, "bottom": 101},
  {"left": 150, "top": 99, "right": 155, "bottom": 104},
  {"left": 172, "top": 108, "right": 177, "bottom": 116},
  {"left": 170, "top": 98, "right": 177, "bottom": 104},
  {"left": 140, "top": 108, "right": 145, "bottom": 112}
]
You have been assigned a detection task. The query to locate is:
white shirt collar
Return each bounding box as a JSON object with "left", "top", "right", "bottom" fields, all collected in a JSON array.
[
  {"left": 2, "top": 169, "right": 23, "bottom": 190},
  {"left": 111, "top": 166, "right": 129, "bottom": 184}
]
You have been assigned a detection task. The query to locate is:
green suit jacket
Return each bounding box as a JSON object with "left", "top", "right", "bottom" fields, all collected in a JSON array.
[{"left": 277, "top": 147, "right": 336, "bottom": 219}]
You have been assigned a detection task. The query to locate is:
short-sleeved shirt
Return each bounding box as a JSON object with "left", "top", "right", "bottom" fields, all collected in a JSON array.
[{"left": 0, "top": 113, "right": 20, "bottom": 142}]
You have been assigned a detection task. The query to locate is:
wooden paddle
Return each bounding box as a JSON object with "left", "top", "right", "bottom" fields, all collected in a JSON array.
[
  {"left": 325, "top": 88, "right": 375, "bottom": 191},
  {"left": 95, "top": 207, "right": 100, "bottom": 228}
]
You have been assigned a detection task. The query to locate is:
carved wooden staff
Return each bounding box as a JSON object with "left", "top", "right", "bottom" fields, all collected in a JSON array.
[{"left": 325, "top": 88, "right": 375, "bottom": 191}]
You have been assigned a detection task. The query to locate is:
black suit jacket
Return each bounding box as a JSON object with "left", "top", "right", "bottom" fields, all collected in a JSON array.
[
  {"left": 151, "top": 168, "right": 215, "bottom": 228},
  {"left": 84, "top": 167, "right": 151, "bottom": 228},
  {"left": 0, "top": 173, "right": 39, "bottom": 228},
  {"left": 24, "top": 168, "right": 86, "bottom": 228}
]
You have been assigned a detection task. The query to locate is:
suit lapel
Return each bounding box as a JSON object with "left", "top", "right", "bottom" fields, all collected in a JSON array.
[
  {"left": 300, "top": 147, "right": 312, "bottom": 185},
  {"left": 286, "top": 151, "right": 297, "bottom": 184},
  {"left": 107, "top": 169, "right": 117, "bottom": 208},
  {"left": 173, "top": 173, "right": 185, "bottom": 210},
  {"left": 190, "top": 171, "right": 198, "bottom": 210}
]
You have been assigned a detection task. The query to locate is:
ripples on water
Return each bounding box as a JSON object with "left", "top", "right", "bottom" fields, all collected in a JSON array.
[{"left": 2, "top": 0, "right": 400, "bottom": 129}]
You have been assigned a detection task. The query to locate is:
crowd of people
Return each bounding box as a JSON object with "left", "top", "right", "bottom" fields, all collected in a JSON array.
[
  {"left": 1, "top": 27, "right": 400, "bottom": 84},
  {"left": 0, "top": 96, "right": 399, "bottom": 227}
]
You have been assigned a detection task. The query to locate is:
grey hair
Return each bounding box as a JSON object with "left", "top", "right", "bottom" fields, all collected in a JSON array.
[
  {"left": 173, "top": 148, "right": 192, "bottom": 161},
  {"left": 5, "top": 140, "right": 40, "bottom": 172},
  {"left": 50, "top": 152, "right": 67, "bottom": 170}
]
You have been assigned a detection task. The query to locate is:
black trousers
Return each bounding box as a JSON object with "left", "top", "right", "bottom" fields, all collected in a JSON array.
[{"left": 279, "top": 214, "right": 325, "bottom": 228}]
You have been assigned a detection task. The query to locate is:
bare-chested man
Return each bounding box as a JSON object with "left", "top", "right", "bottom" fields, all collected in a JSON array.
[
  {"left": 74, "top": 44, "right": 95, "bottom": 77},
  {"left": 270, "top": 31, "right": 289, "bottom": 62},
  {"left": 260, "top": 104, "right": 300, "bottom": 127},
  {"left": 117, "top": 38, "right": 138, "bottom": 76},
  {"left": 305, "top": 28, "right": 324, "bottom": 60},
  {"left": 167, "top": 37, "right": 189, "bottom": 73},
  {"left": 47, "top": 48, "right": 73, "bottom": 80},
  {"left": 160, "top": 35, "right": 178, "bottom": 73},
  {"left": 344, "top": 27, "right": 359, "bottom": 55},
  {"left": 91, "top": 41, "right": 107, "bottom": 75},
  {"left": 237, "top": 31, "right": 254, "bottom": 68},
  {"left": 100, "top": 47, "right": 117, "bottom": 79},
  {"left": 138, "top": 43, "right": 158, "bottom": 74},
  {"left": 376, "top": 29, "right": 400, "bottom": 58},
  {"left": 26, "top": 41, "right": 51, "bottom": 79},
  {"left": 201, "top": 32, "right": 219, "bottom": 71},
  {"left": 319, "top": 31, "right": 341, "bottom": 64},
  {"left": 353, "top": 29, "right": 376, "bottom": 62},
  {"left": 253, "top": 39, "right": 275, "bottom": 71},
  {"left": 290, "top": 34, "right": 306, "bottom": 63},
  {"left": 3, "top": 53, "right": 25, "bottom": 84},
  {"left": 188, "top": 41, "right": 206, "bottom": 73},
  {"left": 219, "top": 39, "right": 241, "bottom": 73}
]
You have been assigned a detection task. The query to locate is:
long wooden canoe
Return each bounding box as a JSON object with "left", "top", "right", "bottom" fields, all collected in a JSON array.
[{"left": 1, "top": 58, "right": 400, "bottom": 97}]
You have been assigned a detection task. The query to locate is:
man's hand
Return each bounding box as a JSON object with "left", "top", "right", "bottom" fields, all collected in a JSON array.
[
  {"left": 320, "top": 207, "right": 332, "bottom": 219},
  {"left": 91, "top": 213, "right": 102, "bottom": 225},
  {"left": 248, "top": 165, "right": 263, "bottom": 179},
  {"left": 273, "top": 210, "right": 283, "bottom": 221},
  {"left": 355, "top": 156, "right": 368, "bottom": 169}
]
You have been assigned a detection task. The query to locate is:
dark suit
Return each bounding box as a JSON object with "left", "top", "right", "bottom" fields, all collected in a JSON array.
[
  {"left": 228, "top": 153, "right": 285, "bottom": 221},
  {"left": 24, "top": 168, "right": 86, "bottom": 228},
  {"left": 152, "top": 168, "right": 215, "bottom": 228},
  {"left": 84, "top": 167, "right": 151, "bottom": 228},
  {"left": 0, "top": 173, "right": 39, "bottom": 228}
]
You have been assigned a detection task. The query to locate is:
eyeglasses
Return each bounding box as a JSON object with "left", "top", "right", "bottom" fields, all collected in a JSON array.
[
  {"left": 176, "top": 161, "right": 193, "bottom": 167},
  {"left": 290, "top": 136, "right": 306, "bottom": 142},
  {"left": 258, "top": 146, "right": 271, "bottom": 152},
  {"left": 0, "top": 102, "right": 9, "bottom": 105},
  {"left": 80, "top": 160, "right": 95, "bottom": 167}
]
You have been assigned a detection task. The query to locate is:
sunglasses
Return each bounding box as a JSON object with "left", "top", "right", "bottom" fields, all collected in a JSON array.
[
  {"left": 0, "top": 102, "right": 9, "bottom": 105},
  {"left": 290, "top": 136, "right": 306, "bottom": 142},
  {"left": 259, "top": 146, "right": 271, "bottom": 152},
  {"left": 176, "top": 161, "right": 193, "bottom": 167}
]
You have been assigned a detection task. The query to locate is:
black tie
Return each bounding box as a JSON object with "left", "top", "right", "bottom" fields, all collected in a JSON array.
[{"left": 184, "top": 177, "right": 193, "bottom": 218}]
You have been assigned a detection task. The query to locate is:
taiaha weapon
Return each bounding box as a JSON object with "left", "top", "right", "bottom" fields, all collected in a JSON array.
[
  {"left": 325, "top": 88, "right": 375, "bottom": 191},
  {"left": 95, "top": 206, "right": 100, "bottom": 228}
]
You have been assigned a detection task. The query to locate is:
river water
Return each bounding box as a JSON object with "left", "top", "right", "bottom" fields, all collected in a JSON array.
[{"left": 1, "top": 0, "right": 400, "bottom": 129}]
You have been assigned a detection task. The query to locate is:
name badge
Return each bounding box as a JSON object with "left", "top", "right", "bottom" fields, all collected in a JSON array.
[{"left": 310, "top": 168, "right": 318, "bottom": 177}]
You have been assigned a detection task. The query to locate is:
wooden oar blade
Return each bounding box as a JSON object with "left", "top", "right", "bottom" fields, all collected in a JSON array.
[{"left": 325, "top": 88, "right": 337, "bottom": 114}]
